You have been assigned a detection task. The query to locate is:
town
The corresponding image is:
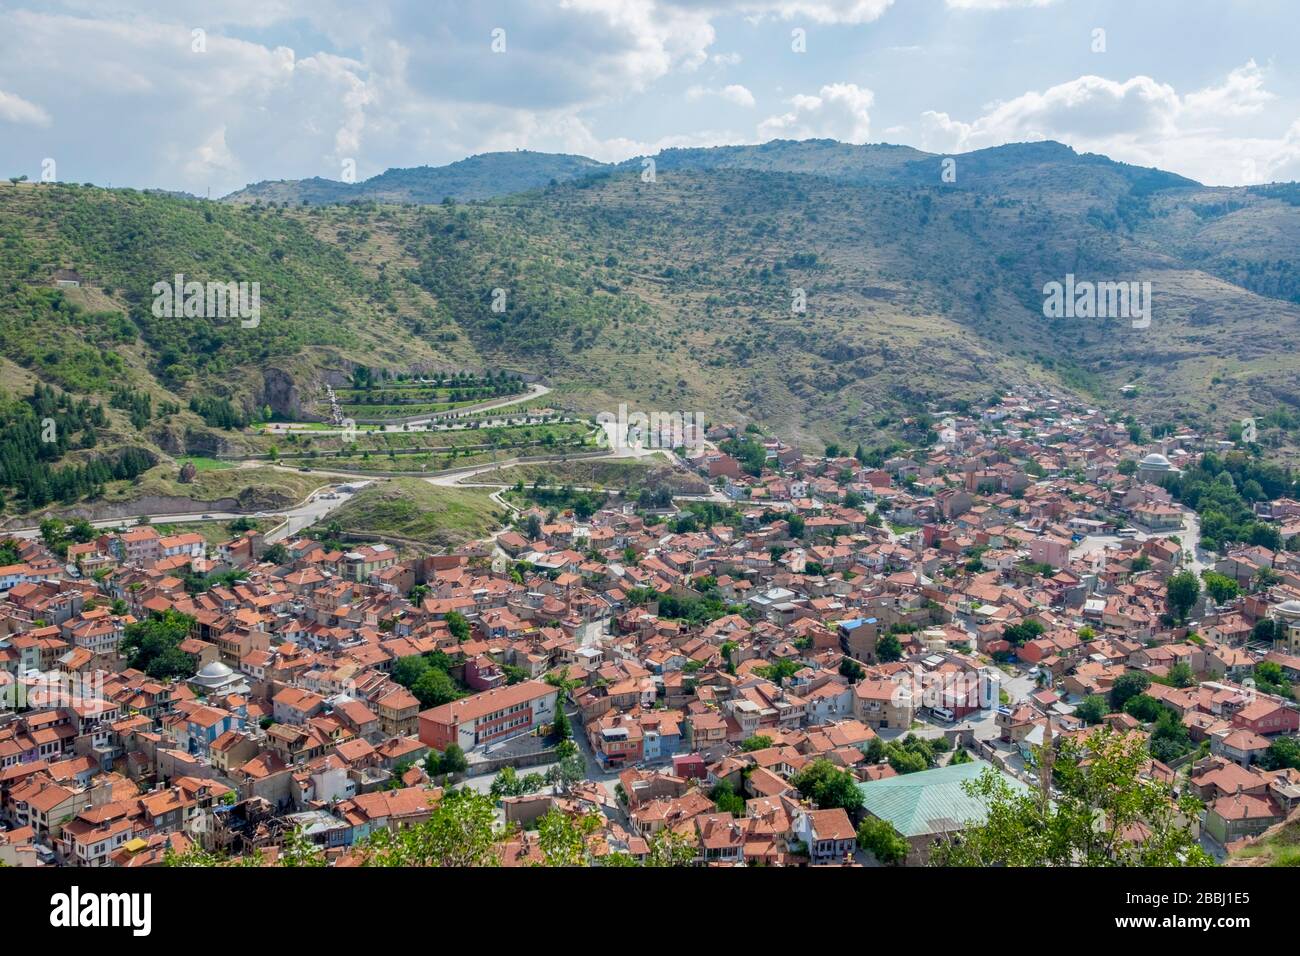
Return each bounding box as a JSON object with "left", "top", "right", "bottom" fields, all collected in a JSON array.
[{"left": 1, "top": 384, "right": 1298, "bottom": 868}]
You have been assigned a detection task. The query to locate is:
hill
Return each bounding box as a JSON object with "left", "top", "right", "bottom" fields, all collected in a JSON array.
[
  {"left": 322, "top": 478, "right": 503, "bottom": 549},
  {"left": 5, "top": 138, "right": 1300, "bottom": 519},
  {"left": 1228, "top": 807, "right": 1300, "bottom": 866},
  {"left": 224, "top": 151, "right": 607, "bottom": 205}
]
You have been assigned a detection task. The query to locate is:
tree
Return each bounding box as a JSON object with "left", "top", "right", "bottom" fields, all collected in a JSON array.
[
  {"left": 120, "top": 609, "right": 196, "bottom": 680},
  {"left": 1123, "top": 694, "right": 1165, "bottom": 723},
  {"left": 791, "top": 759, "right": 864, "bottom": 812},
  {"left": 1252, "top": 618, "right": 1279, "bottom": 643},
  {"left": 740, "top": 735, "right": 773, "bottom": 752},
  {"left": 1166, "top": 570, "right": 1201, "bottom": 622},
  {"left": 1075, "top": 695, "right": 1108, "bottom": 725},
  {"left": 490, "top": 766, "right": 521, "bottom": 799},
  {"left": 1149, "top": 709, "right": 1194, "bottom": 764},
  {"left": 1003, "top": 619, "right": 1045, "bottom": 647},
  {"left": 857, "top": 816, "right": 909, "bottom": 865},
  {"left": 931, "top": 727, "right": 1213, "bottom": 867},
  {"left": 390, "top": 655, "right": 429, "bottom": 689},
  {"left": 875, "top": 633, "right": 903, "bottom": 663},
  {"left": 280, "top": 825, "right": 327, "bottom": 867},
  {"left": 445, "top": 611, "right": 471, "bottom": 642},
  {"left": 545, "top": 746, "right": 586, "bottom": 793},
  {"left": 1109, "top": 671, "right": 1151, "bottom": 713},
  {"left": 358, "top": 788, "right": 498, "bottom": 867},
  {"left": 1164, "top": 661, "right": 1196, "bottom": 689},
  {"left": 838, "top": 658, "right": 864, "bottom": 682},
  {"left": 643, "top": 826, "right": 696, "bottom": 867},
  {"left": 710, "top": 779, "right": 746, "bottom": 816},
  {"left": 1200, "top": 571, "right": 1239, "bottom": 605},
  {"left": 439, "top": 744, "right": 468, "bottom": 775},
  {"left": 755, "top": 658, "right": 801, "bottom": 684},
  {"left": 551, "top": 705, "right": 572, "bottom": 741},
  {"left": 1262, "top": 736, "right": 1300, "bottom": 771},
  {"left": 537, "top": 808, "right": 600, "bottom": 866},
  {"left": 411, "top": 667, "right": 459, "bottom": 708}
]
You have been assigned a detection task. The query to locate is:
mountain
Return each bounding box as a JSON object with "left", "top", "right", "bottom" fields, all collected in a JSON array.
[
  {"left": 224, "top": 139, "right": 1203, "bottom": 209},
  {"left": 223, "top": 151, "right": 607, "bottom": 205},
  {"left": 4, "top": 138, "right": 1300, "bottom": 517}
]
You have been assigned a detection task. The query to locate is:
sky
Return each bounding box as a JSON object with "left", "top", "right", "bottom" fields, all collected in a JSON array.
[{"left": 1, "top": 0, "right": 1297, "bottom": 196}]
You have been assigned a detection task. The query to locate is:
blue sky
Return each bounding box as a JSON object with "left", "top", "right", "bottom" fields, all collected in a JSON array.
[{"left": 1, "top": 0, "right": 1296, "bottom": 195}]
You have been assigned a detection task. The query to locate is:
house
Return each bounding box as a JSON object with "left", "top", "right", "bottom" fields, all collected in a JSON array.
[
  {"left": 177, "top": 706, "right": 241, "bottom": 756},
  {"left": 1027, "top": 535, "right": 1070, "bottom": 570},
  {"left": 1231, "top": 699, "right": 1300, "bottom": 737},
  {"left": 116, "top": 527, "right": 162, "bottom": 567},
  {"left": 417, "top": 680, "right": 558, "bottom": 753},
  {"left": 340, "top": 545, "right": 398, "bottom": 583},
  {"left": 587, "top": 712, "right": 644, "bottom": 769},
  {"left": 272, "top": 687, "right": 325, "bottom": 726},
  {"left": 1204, "top": 791, "right": 1285, "bottom": 845},
  {"left": 1211, "top": 727, "right": 1273, "bottom": 767},
  {"left": 852, "top": 679, "right": 912, "bottom": 730},
  {"left": 791, "top": 807, "right": 856, "bottom": 865},
  {"left": 856, "top": 759, "right": 1030, "bottom": 864}
]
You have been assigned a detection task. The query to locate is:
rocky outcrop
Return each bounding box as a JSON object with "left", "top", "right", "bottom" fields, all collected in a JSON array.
[{"left": 260, "top": 366, "right": 306, "bottom": 420}]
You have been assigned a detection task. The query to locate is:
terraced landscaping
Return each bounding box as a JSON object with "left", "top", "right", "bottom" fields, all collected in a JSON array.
[{"left": 332, "top": 373, "right": 530, "bottom": 421}]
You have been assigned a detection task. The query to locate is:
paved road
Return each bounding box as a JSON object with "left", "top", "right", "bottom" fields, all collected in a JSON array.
[
  {"left": 264, "top": 383, "right": 554, "bottom": 435},
  {"left": 1070, "top": 510, "right": 1211, "bottom": 576},
  {"left": 2, "top": 422, "right": 726, "bottom": 552},
  {"left": 2, "top": 484, "right": 362, "bottom": 544},
  {"left": 883, "top": 662, "right": 1038, "bottom": 744}
]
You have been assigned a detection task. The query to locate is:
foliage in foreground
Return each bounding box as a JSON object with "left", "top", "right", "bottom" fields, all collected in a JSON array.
[
  {"left": 930, "top": 727, "right": 1213, "bottom": 867},
  {"left": 166, "top": 787, "right": 696, "bottom": 867}
]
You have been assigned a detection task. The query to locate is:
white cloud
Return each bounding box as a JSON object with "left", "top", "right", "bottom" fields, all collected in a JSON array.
[
  {"left": 0, "top": 11, "right": 375, "bottom": 192},
  {"left": 758, "top": 82, "right": 873, "bottom": 142},
  {"left": 944, "top": 0, "right": 1057, "bottom": 9},
  {"left": 910, "top": 63, "right": 1298, "bottom": 186},
  {"left": 1183, "top": 60, "right": 1274, "bottom": 119},
  {"left": 688, "top": 83, "right": 756, "bottom": 107},
  {"left": 662, "top": 0, "right": 894, "bottom": 25},
  {"left": 0, "top": 89, "right": 51, "bottom": 126}
]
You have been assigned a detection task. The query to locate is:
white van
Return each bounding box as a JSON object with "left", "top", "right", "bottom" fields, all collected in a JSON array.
[{"left": 929, "top": 707, "right": 955, "bottom": 723}]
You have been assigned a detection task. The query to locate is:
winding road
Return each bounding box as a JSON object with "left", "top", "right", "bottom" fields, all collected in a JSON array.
[
  {"left": 263, "top": 382, "right": 554, "bottom": 436},
  {"left": 3, "top": 426, "right": 723, "bottom": 547}
]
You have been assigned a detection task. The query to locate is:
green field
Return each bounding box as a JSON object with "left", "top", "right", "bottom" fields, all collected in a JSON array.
[
  {"left": 152, "top": 516, "right": 278, "bottom": 546},
  {"left": 474, "top": 454, "right": 710, "bottom": 494},
  {"left": 101, "top": 464, "right": 322, "bottom": 508},
  {"left": 323, "top": 478, "right": 503, "bottom": 548},
  {"left": 254, "top": 421, "right": 593, "bottom": 456},
  {"left": 176, "top": 456, "right": 234, "bottom": 472}
]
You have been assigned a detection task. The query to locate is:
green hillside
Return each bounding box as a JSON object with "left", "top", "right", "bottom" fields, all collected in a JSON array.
[
  {"left": 224, "top": 151, "right": 607, "bottom": 205},
  {"left": 4, "top": 139, "right": 1300, "bottom": 519}
]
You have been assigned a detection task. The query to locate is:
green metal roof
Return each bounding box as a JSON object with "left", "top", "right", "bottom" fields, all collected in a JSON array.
[{"left": 857, "top": 759, "right": 1030, "bottom": 838}]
